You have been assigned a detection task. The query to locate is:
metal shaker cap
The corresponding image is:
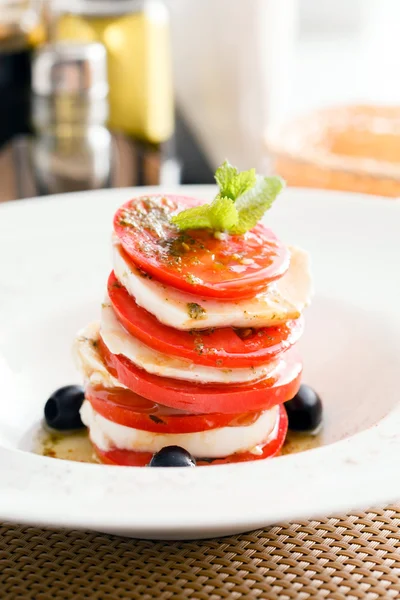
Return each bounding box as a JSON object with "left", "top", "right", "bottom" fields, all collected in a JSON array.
[
  {"left": 52, "top": 0, "right": 145, "bottom": 16},
  {"left": 32, "top": 42, "right": 108, "bottom": 99}
]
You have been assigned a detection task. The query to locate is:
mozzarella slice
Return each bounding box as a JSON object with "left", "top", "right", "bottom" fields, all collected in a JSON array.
[
  {"left": 80, "top": 400, "right": 279, "bottom": 458},
  {"left": 100, "top": 300, "right": 280, "bottom": 384},
  {"left": 113, "top": 241, "right": 312, "bottom": 330},
  {"left": 73, "top": 322, "right": 126, "bottom": 389}
]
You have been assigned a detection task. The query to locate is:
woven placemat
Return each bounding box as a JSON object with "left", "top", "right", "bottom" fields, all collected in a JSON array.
[{"left": 1, "top": 506, "right": 400, "bottom": 600}]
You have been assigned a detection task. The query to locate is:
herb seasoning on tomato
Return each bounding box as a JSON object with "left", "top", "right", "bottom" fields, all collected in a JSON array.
[
  {"left": 107, "top": 271, "right": 303, "bottom": 367},
  {"left": 114, "top": 199, "right": 289, "bottom": 300}
]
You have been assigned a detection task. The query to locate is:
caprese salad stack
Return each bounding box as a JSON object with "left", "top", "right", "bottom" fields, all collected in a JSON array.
[{"left": 74, "top": 161, "right": 312, "bottom": 466}]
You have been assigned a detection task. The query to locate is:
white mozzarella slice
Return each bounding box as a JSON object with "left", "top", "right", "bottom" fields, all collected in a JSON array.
[
  {"left": 80, "top": 400, "right": 279, "bottom": 458},
  {"left": 113, "top": 241, "right": 312, "bottom": 331},
  {"left": 73, "top": 322, "right": 126, "bottom": 389},
  {"left": 100, "top": 300, "right": 280, "bottom": 384}
]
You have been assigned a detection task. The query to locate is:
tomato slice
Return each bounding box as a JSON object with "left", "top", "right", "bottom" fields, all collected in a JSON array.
[
  {"left": 86, "top": 385, "right": 264, "bottom": 433},
  {"left": 98, "top": 336, "right": 302, "bottom": 414},
  {"left": 108, "top": 271, "right": 303, "bottom": 368},
  {"left": 94, "top": 405, "right": 288, "bottom": 466},
  {"left": 113, "top": 195, "right": 290, "bottom": 300}
]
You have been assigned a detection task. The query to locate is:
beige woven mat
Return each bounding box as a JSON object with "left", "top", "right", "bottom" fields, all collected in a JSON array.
[{"left": 1, "top": 506, "right": 400, "bottom": 600}]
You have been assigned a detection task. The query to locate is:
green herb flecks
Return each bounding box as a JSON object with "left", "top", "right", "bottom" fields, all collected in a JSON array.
[
  {"left": 187, "top": 303, "right": 206, "bottom": 320},
  {"left": 185, "top": 273, "right": 203, "bottom": 286}
]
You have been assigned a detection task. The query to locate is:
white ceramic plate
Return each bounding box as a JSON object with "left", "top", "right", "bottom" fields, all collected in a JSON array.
[{"left": 0, "top": 186, "right": 399, "bottom": 540}]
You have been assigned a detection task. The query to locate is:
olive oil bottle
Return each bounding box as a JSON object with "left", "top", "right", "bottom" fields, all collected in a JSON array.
[
  {"left": 0, "top": 0, "right": 47, "bottom": 147},
  {"left": 52, "top": 0, "right": 174, "bottom": 144}
]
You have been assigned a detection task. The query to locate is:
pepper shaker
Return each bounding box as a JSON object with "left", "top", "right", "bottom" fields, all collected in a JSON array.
[{"left": 31, "top": 41, "right": 112, "bottom": 194}]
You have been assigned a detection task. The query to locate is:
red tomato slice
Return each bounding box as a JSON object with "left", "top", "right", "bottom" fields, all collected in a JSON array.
[
  {"left": 94, "top": 405, "right": 288, "bottom": 466},
  {"left": 86, "top": 385, "right": 264, "bottom": 434},
  {"left": 113, "top": 195, "right": 290, "bottom": 300},
  {"left": 108, "top": 271, "right": 303, "bottom": 368},
  {"left": 98, "top": 336, "right": 302, "bottom": 414}
]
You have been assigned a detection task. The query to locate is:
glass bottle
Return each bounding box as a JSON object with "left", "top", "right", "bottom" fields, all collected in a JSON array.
[
  {"left": 0, "top": 0, "right": 46, "bottom": 147},
  {"left": 51, "top": 0, "right": 174, "bottom": 145}
]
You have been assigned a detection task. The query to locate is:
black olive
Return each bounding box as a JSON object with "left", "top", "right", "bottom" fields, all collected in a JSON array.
[
  {"left": 285, "top": 384, "right": 323, "bottom": 432},
  {"left": 149, "top": 446, "right": 196, "bottom": 467},
  {"left": 44, "top": 385, "right": 86, "bottom": 431}
]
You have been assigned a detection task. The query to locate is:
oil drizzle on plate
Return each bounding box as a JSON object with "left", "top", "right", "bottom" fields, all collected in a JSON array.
[
  {"left": 34, "top": 427, "right": 99, "bottom": 464},
  {"left": 281, "top": 430, "right": 322, "bottom": 455},
  {"left": 35, "top": 426, "right": 322, "bottom": 464}
]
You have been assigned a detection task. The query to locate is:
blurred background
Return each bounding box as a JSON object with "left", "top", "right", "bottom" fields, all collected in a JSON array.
[{"left": 0, "top": 0, "right": 399, "bottom": 202}]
